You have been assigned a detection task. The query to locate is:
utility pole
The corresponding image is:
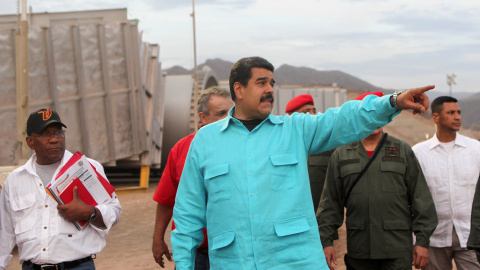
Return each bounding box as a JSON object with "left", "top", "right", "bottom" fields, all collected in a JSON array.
[
  {"left": 446, "top": 73, "right": 457, "bottom": 96},
  {"left": 191, "top": 0, "right": 198, "bottom": 85},
  {"left": 16, "top": 0, "right": 29, "bottom": 162},
  {"left": 190, "top": 0, "right": 200, "bottom": 132}
]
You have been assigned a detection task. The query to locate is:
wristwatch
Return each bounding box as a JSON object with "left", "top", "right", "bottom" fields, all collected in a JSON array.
[
  {"left": 391, "top": 91, "right": 403, "bottom": 110},
  {"left": 89, "top": 207, "right": 97, "bottom": 222}
]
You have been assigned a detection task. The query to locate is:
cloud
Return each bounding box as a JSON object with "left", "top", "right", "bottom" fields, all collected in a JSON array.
[
  {"left": 0, "top": 0, "right": 478, "bottom": 92},
  {"left": 381, "top": 9, "right": 480, "bottom": 35}
]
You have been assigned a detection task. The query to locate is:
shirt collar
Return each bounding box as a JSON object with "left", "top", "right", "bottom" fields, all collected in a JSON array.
[
  {"left": 430, "top": 132, "right": 467, "bottom": 150},
  {"left": 220, "top": 106, "right": 283, "bottom": 131},
  {"left": 24, "top": 150, "right": 71, "bottom": 176},
  {"left": 346, "top": 141, "right": 361, "bottom": 150}
]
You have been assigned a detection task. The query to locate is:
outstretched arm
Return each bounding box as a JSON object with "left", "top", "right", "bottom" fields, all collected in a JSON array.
[
  {"left": 395, "top": 85, "right": 435, "bottom": 114},
  {"left": 303, "top": 85, "right": 434, "bottom": 155}
]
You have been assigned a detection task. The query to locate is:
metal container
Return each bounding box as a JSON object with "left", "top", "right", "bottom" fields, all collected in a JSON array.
[
  {"left": 161, "top": 67, "right": 219, "bottom": 167},
  {"left": 0, "top": 9, "right": 164, "bottom": 171}
]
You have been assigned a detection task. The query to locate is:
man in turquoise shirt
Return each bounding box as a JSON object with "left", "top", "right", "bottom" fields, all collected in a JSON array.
[{"left": 171, "top": 56, "right": 434, "bottom": 270}]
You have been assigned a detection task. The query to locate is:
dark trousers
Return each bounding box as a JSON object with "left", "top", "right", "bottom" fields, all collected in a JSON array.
[
  {"left": 194, "top": 251, "right": 210, "bottom": 270},
  {"left": 345, "top": 254, "right": 411, "bottom": 270},
  {"left": 22, "top": 259, "right": 95, "bottom": 270},
  {"left": 174, "top": 250, "right": 209, "bottom": 270}
]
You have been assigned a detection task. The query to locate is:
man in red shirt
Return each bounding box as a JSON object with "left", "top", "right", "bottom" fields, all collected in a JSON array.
[{"left": 152, "top": 86, "right": 233, "bottom": 269}]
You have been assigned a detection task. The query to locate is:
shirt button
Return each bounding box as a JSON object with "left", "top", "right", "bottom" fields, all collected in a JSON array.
[
  {"left": 44, "top": 226, "right": 47, "bottom": 230},
  {"left": 39, "top": 184, "right": 42, "bottom": 187},
  {"left": 43, "top": 248, "right": 46, "bottom": 251},
  {"left": 250, "top": 193, "right": 254, "bottom": 197},
  {"left": 248, "top": 172, "right": 252, "bottom": 176},
  {"left": 254, "top": 237, "right": 257, "bottom": 241},
  {"left": 248, "top": 153, "right": 251, "bottom": 156},
  {"left": 251, "top": 215, "right": 254, "bottom": 219},
  {"left": 256, "top": 258, "right": 259, "bottom": 262},
  {"left": 45, "top": 205, "right": 48, "bottom": 208}
]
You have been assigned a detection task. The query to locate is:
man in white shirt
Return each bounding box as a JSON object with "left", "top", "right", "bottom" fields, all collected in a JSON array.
[
  {"left": 413, "top": 96, "right": 480, "bottom": 270},
  {"left": 0, "top": 109, "right": 122, "bottom": 270}
]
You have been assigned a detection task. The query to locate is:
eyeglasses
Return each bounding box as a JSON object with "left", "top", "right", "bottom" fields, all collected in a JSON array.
[{"left": 31, "top": 130, "right": 66, "bottom": 141}]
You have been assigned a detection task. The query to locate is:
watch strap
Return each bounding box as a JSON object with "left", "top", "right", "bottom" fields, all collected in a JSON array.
[
  {"left": 89, "top": 206, "right": 97, "bottom": 222},
  {"left": 391, "top": 91, "right": 403, "bottom": 110}
]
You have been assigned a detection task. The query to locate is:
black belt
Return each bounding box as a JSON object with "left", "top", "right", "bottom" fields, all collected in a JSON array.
[{"left": 24, "top": 256, "right": 92, "bottom": 270}]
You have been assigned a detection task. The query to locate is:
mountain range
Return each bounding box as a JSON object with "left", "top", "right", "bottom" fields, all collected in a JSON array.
[{"left": 165, "top": 58, "right": 479, "bottom": 130}]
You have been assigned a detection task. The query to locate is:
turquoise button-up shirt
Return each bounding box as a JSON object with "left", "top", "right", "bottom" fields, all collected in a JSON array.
[{"left": 172, "top": 95, "right": 399, "bottom": 269}]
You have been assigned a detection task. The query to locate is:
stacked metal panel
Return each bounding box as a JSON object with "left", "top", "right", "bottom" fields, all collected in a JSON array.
[{"left": 0, "top": 9, "right": 164, "bottom": 168}]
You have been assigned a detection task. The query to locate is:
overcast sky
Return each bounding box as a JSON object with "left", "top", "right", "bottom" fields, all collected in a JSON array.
[{"left": 1, "top": 0, "right": 479, "bottom": 93}]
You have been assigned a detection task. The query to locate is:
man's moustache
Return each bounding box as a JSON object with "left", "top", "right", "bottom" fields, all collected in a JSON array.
[{"left": 260, "top": 95, "right": 274, "bottom": 103}]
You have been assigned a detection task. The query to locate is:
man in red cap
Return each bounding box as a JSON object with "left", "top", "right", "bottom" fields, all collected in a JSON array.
[
  {"left": 285, "top": 94, "right": 317, "bottom": 115},
  {"left": 318, "top": 92, "right": 438, "bottom": 270}
]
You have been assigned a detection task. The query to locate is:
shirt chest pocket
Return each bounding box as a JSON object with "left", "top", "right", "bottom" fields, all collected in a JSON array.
[
  {"left": 380, "top": 161, "right": 407, "bottom": 193},
  {"left": 269, "top": 153, "right": 298, "bottom": 191},
  {"left": 11, "top": 193, "right": 37, "bottom": 244},
  {"left": 339, "top": 161, "right": 362, "bottom": 193},
  {"left": 454, "top": 152, "right": 478, "bottom": 187},
  {"left": 205, "top": 163, "right": 232, "bottom": 203}
]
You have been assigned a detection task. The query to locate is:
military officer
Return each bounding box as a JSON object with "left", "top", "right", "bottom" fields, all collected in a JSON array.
[{"left": 317, "top": 92, "right": 438, "bottom": 270}]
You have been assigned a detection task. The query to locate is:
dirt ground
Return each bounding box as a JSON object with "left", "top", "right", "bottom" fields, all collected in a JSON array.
[
  {"left": 7, "top": 185, "right": 174, "bottom": 270},
  {"left": 7, "top": 184, "right": 454, "bottom": 270}
]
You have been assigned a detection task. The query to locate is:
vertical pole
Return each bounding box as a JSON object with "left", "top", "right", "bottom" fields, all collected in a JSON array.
[
  {"left": 191, "top": 0, "right": 199, "bottom": 132},
  {"left": 192, "top": 0, "right": 198, "bottom": 85},
  {"left": 16, "top": 0, "right": 29, "bottom": 162}
]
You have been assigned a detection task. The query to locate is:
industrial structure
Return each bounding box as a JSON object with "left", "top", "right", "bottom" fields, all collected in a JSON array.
[
  {"left": 0, "top": 7, "right": 349, "bottom": 193},
  {"left": 0, "top": 8, "right": 164, "bottom": 192}
]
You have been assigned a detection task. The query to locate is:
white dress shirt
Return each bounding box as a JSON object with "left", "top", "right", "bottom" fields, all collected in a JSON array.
[
  {"left": 0, "top": 150, "right": 122, "bottom": 269},
  {"left": 413, "top": 133, "right": 480, "bottom": 248}
]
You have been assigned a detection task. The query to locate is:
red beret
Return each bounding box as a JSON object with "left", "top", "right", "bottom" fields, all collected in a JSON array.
[
  {"left": 355, "top": 91, "right": 383, "bottom": 101},
  {"left": 285, "top": 94, "right": 314, "bottom": 113}
]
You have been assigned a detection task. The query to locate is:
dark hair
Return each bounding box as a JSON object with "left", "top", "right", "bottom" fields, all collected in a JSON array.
[
  {"left": 229, "top": 57, "right": 274, "bottom": 101},
  {"left": 431, "top": 96, "right": 458, "bottom": 114}
]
